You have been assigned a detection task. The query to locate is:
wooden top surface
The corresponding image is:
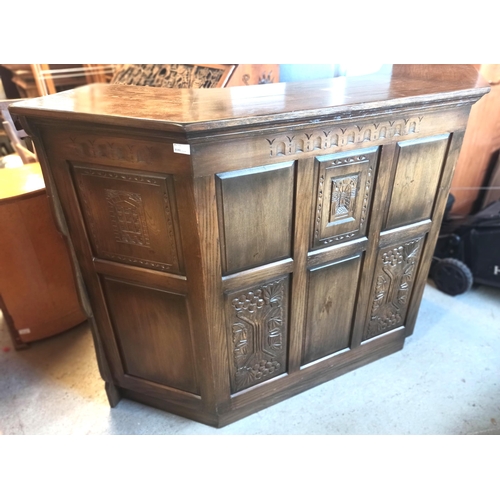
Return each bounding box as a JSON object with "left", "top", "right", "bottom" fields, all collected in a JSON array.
[
  {"left": 10, "top": 65, "right": 490, "bottom": 134},
  {"left": 0, "top": 163, "right": 45, "bottom": 202}
]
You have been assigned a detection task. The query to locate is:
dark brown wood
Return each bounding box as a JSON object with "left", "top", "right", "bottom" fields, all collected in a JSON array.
[
  {"left": 11, "top": 65, "right": 489, "bottom": 427},
  {"left": 216, "top": 161, "right": 294, "bottom": 274}
]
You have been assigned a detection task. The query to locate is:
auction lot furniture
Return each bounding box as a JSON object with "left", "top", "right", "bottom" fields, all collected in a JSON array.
[
  {"left": 11, "top": 65, "right": 489, "bottom": 427},
  {"left": 0, "top": 163, "right": 86, "bottom": 349}
]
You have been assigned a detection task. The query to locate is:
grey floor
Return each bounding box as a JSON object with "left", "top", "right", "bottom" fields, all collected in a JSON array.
[{"left": 1, "top": 281, "right": 499, "bottom": 435}]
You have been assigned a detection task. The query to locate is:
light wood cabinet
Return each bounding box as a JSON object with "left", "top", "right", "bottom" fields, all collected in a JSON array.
[{"left": 12, "top": 65, "right": 488, "bottom": 427}]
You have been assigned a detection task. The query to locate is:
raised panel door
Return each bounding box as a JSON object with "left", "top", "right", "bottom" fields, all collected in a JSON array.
[
  {"left": 216, "top": 161, "right": 295, "bottom": 275},
  {"left": 385, "top": 135, "right": 450, "bottom": 230},
  {"left": 102, "top": 277, "right": 199, "bottom": 394},
  {"left": 302, "top": 255, "right": 362, "bottom": 365}
]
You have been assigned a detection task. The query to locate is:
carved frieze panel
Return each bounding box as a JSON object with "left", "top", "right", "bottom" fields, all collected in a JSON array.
[
  {"left": 72, "top": 164, "right": 183, "bottom": 273},
  {"left": 226, "top": 277, "right": 289, "bottom": 393},
  {"left": 313, "top": 147, "right": 379, "bottom": 249},
  {"left": 266, "top": 117, "right": 423, "bottom": 158},
  {"left": 66, "top": 137, "right": 158, "bottom": 165},
  {"left": 363, "top": 236, "right": 424, "bottom": 341}
]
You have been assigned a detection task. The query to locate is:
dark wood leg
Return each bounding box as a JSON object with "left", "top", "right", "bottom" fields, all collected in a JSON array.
[{"left": 105, "top": 382, "right": 121, "bottom": 407}]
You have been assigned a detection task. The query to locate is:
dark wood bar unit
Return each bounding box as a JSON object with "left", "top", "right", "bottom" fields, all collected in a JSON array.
[{"left": 11, "top": 65, "right": 489, "bottom": 427}]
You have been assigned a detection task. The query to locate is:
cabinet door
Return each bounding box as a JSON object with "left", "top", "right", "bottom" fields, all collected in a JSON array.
[
  {"left": 216, "top": 161, "right": 295, "bottom": 393},
  {"left": 363, "top": 134, "right": 452, "bottom": 342},
  {"left": 300, "top": 146, "right": 381, "bottom": 366}
]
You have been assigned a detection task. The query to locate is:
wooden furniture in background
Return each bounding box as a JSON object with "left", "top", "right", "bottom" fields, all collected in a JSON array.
[
  {"left": 110, "top": 64, "right": 279, "bottom": 88},
  {"left": 0, "top": 163, "right": 86, "bottom": 349},
  {"left": 223, "top": 64, "right": 278, "bottom": 86},
  {"left": 110, "top": 64, "right": 236, "bottom": 88},
  {"left": 1, "top": 99, "right": 37, "bottom": 164},
  {"left": 12, "top": 65, "right": 488, "bottom": 426},
  {"left": 450, "top": 64, "right": 500, "bottom": 215},
  {"left": 2, "top": 65, "right": 279, "bottom": 98},
  {"left": 0, "top": 65, "right": 116, "bottom": 98}
]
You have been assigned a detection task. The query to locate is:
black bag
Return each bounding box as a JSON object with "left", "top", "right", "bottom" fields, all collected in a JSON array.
[{"left": 431, "top": 198, "right": 500, "bottom": 294}]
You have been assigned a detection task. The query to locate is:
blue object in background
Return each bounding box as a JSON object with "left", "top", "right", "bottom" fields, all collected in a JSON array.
[
  {"left": 279, "top": 64, "right": 339, "bottom": 82},
  {"left": 279, "top": 64, "right": 389, "bottom": 83}
]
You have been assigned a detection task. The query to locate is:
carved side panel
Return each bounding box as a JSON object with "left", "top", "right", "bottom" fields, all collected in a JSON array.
[
  {"left": 313, "top": 147, "right": 379, "bottom": 248},
  {"left": 226, "top": 277, "right": 289, "bottom": 393},
  {"left": 72, "top": 164, "right": 183, "bottom": 273},
  {"left": 363, "top": 237, "right": 424, "bottom": 341}
]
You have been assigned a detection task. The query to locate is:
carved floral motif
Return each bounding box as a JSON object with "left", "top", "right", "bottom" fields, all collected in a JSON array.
[
  {"left": 314, "top": 154, "right": 374, "bottom": 247},
  {"left": 228, "top": 278, "right": 288, "bottom": 393},
  {"left": 364, "top": 238, "right": 423, "bottom": 340}
]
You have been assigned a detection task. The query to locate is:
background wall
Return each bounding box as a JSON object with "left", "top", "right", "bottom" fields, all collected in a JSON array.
[{"left": 279, "top": 64, "right": 388, "bottom": 82}]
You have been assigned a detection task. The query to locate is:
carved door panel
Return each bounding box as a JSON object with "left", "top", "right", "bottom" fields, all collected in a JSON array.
[
  {"left": 362, "top": 133, "right": 452, "bottom": 341},
  {"left": 225, "top": 276, "right": 290, "bottom": 394},
  {"left": 363, "top": 233, "right": 426, "bottom": 341},
  {"left": 312, "top": 147, "right": 379, "bottom": 249},
  {"left": 68, "top": 162, "right": 202, "bottom": 397}
]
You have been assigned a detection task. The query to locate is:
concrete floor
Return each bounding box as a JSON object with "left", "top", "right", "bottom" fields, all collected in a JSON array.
[{"left": 1, "top": 281, "right": 499, "bottom": 435}]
